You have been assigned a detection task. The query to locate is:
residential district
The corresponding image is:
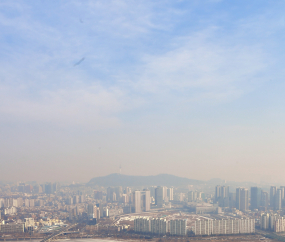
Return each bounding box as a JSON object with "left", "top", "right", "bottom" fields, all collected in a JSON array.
[{"left": 0, "top": 181, "right": 285, "bottom": 241}]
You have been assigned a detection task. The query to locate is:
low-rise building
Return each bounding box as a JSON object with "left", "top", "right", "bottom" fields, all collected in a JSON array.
[{"left": 0, "top": 223, "right": 25, "bottom": 233}]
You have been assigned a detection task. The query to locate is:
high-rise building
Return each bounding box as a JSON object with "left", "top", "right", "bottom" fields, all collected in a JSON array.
[
  {"left": 114, "top": 187, "right": 122, "bottom": 200},
  {"left": 80, "top": 195, "right": 85, "bottom": 203},
  {"left": 270, "top": 186, "right": 277, "bottom": 208},
  {"left": 261, "top": 191, "right": 269, "bottom": 208},
  {"left": 96, "top": 207, "right": 101, "bottom": 219},
  {"left": 163, "top": 187, "right": 168, "bottom": 200},
  {"left": 0, "top": 198, "right": 5, "bottom": 208},
  {"left": 280, "top": 186, "right": 285, "bottom": 200},
  {"left": 261, "top": 213, "right": 270, "bottom": 230},
  {"left": 215, "top": 185, "right": 221, "bottom": 200},
  {"left": 155, "top": 187, "right": 164, "bottom": 207},
  {"left": 107, "top": 187, "right": 115, "bottom": 202},
  {"left": 112, "top": 192, "right": 116, "bottom": 201},
  {"left": 134, "top": 217, "right": 150, "bottom": 233},
  {"left": 12, "top": 199, "right": 18, "bottom": 207},
  {"left": 45, "top": 183, "right": 53, "bottom": 194},
  {"left": 18, "top": 183, "right": 25, "bottom": 193},
  {"left": 275, "top": 217, "right": 285, "bottom": 232},
  {"left": 150, "top": 218, "right": 168, "bottom": 234},
  {"left": 194, "top": 218, "right": 255, "bottom": 235},
  {"left": 275, "top": 189, "right": 282, "bottom": 210},
  {"left": 73, "top": 195, "right": 80, "bottom": 204},
  {"left": 215, "top": 185, "right": 229, "bottom": 207},
  {"left": 250, "top": 187, "right": 262, "bottom": 210},
  {"left": 187, "top": 191, "right": 203, "bottom": 202},
  {"left": 221, "top": 186, "right": 229, "bottom": 198},
  {"left": 121, "top": 194, "right": 128, "bottom": 204},
  {"left": 133, "top": 191, "right": 141, "bottom": 213},
  {"left": 188, "top": 191, "right": 194, "bottom": 202},
  {"left": 168, "top": 187, "right": 174, "bottom": 201},
  {"left": 29, "top": 199, "right": 34, "bottom": 207},
  {"left": 96, "top": 203, "right": 104, "bottom": 217},
  {"left": 17, "top": 198, "right": 23, "bottom": 207},
  {"left": 141, "top": 190, "right": 151, "bottom": 211},
  {"left": 169, "top": 219, "right": 187, "bottom": 236},
  {"left": 229, "top": 192, "right": 236, "bottom": 208},
  {"left": 236, "top": 188, "right": 249, "bottom": 211},
  {"left": 25, "top": 199, "right": 30, "bottom": 207},
  {"left": 87, "top": 204, "right": 95, "bottom": 219}
]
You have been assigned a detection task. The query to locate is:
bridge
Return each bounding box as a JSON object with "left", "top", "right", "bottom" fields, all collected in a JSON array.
[{"left": 40, "top": 224, "right": 78, "bottom": 242}]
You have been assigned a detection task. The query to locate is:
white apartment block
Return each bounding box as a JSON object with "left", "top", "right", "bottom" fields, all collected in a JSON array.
[
  {"left": 169, "top": 219, "right": 187, "bottom": 236},
  {"left": 134, "top": 217, "right": 186, "bottom": 236},
  {"left": 261, "top": 213, "right": 285, "bottom": 232},
  {"left": 151, "top": 218, "right": 168, "bottom": 234},
  {"left": 194, "top": 218, "right": 255, "bottom": 235},
  {"left": 134, "top": 217, "right": 150, "bottom": 233}
]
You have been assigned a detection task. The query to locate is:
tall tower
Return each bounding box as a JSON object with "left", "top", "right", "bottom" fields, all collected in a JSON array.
[
  {"left": 250, "top": 187, "right": 262, "bottom": 211},
  {"left": 261, "top": 191, "right": 269, "bottom": 208},
  {"left": 270, "top": 186, "right": 277, "bottom": 208},
  {"left": 236, "top": 188, "right": 249, "bottom": 211},
  {"left": 221, "top": 186, "right": 229, "bottom": 198},
  {"left": 168, "top": 187, "right": 174, "bottom": 201},
  {"left": 215, "top": 185, "right": 229, "bottom": 207},
  {"left": 275, "top": 188, "right": 282, "bottom": 210},
  {"left": 87, "top": 204, "right": 95, "bottom": 219},
  {"left": 133, "top": 191, "right": 141, "bottom": 213},
  {"left": 107, "top": 187, "right": 114, "bottom": 202},
  {"left": 141, "top": 190, "right": 151, "bottom": 211},
  {"left": 155, "top": 187, "right": 164, "bottom": 207},
  {"left": 215, "top": 185, "right": 221, "bottom": 201}
]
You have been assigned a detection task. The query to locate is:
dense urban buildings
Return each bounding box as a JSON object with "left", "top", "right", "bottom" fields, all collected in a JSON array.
[{"left": 1, "top": 179, "right": 285, "bottom": 240}]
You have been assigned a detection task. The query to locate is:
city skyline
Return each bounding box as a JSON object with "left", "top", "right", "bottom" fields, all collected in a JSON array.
[{"left": 1, "top": 1, "right": 285, "bottom": 183}]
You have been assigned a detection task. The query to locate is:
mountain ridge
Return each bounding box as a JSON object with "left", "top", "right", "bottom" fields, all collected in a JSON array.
[{"left": 88, "top": 173, "right": 204, "bottom": 187}]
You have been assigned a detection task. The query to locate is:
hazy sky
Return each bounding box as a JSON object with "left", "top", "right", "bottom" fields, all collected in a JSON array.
[{"left": 1, "top": 0, "right": 285, "bottom": 183}]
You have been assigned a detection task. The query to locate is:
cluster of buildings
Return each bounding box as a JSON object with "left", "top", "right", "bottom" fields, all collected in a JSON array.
[
  {"left": 134, "top": 217, "right": 186, "bottom": 236},
  {"left": 105, "top": 186, "right": 175, "bottom": 214},
  {"left": 17, "top": 182, "right": 59, "bottom": 194},
  {"left": 261, "top": 213, "right": 285, "bottom": 232},
  {"left": 3, "top": 179, "right": 285, "bottom": 238},
  {"left": 214, "top": 185, "right": 285, "bottom": 212},
  {"left": 0, "top": 197, "right": 43, "bottom": 209},
  {"left": 0, "top": 218, "right": 35, "bottom": 234}
]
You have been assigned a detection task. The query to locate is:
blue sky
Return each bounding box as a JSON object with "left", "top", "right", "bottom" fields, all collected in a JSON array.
[{"left": 1, "top": 0, "right": 285, "bottom": 183}]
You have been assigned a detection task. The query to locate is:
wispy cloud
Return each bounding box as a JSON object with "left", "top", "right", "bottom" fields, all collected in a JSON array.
[{"left": 0, "top": 0, "right": 283, "bottom": 128}]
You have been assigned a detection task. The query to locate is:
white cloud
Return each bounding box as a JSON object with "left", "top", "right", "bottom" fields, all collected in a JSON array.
[{"left": 130, "top": 26, "right": 269, "bottom": 105}]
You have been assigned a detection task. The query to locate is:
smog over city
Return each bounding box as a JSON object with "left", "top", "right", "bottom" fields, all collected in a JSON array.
[{"left": 0, "top": 1, "right": 285, "bottom": 241}]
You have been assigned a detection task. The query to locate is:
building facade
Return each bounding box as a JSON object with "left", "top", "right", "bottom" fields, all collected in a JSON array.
[
  {"left": 194, "top": 219, "right": 255, "bottom": 235},
  {"left": 169, "top": 219, "right": 187, "bottom": 236}
]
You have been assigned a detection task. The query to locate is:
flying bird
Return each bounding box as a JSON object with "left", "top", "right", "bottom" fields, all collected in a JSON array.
[{"left": 74, "top": 57, "right": 85, "bottom": 66}]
